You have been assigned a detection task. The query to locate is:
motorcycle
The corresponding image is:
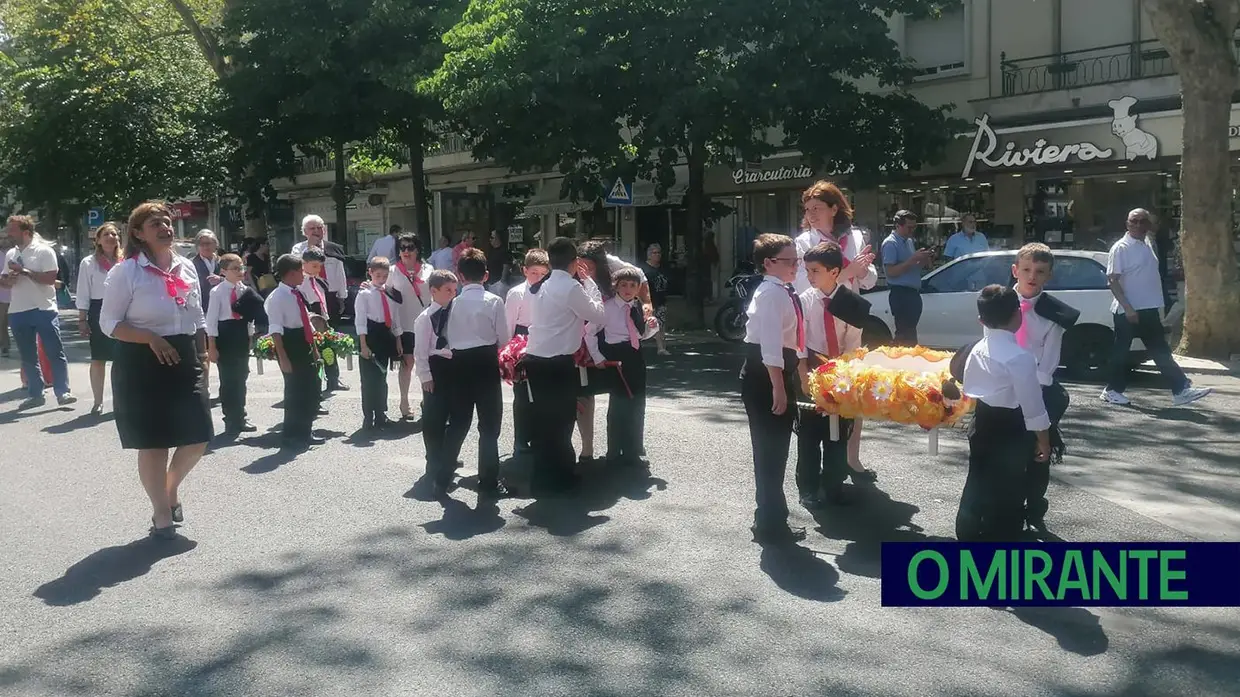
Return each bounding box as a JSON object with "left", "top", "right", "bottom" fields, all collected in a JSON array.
[{"left": 713, "top": 270, "right": 764, "bottom": 342}]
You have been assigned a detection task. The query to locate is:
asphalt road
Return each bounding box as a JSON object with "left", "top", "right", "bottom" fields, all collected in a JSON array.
[{"left": 1, "top": 328, "right": 1238, "bottom": 697}]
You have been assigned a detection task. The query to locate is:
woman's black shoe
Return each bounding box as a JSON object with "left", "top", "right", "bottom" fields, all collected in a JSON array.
[
  {"left": 171, "top": 503, "right": 183, "bottom": 523},
  {"left": 751, "top": 525, "right": 807, "bottom": 545},
  {"left": 848, "top": 468, "right": 878, "bottom": 484}
]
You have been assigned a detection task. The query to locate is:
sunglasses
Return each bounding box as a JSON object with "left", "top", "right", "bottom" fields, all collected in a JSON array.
[{"left": 399, "top": 245, "right": 419, "bottom": 251}]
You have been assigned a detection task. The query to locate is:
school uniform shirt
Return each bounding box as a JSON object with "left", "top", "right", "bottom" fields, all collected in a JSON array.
[
  {"left": 205, "top": 280, "right": 249, "bottom": 337},
  {"left": 297, "top": 276, "right": 332, "bottom": 313},
  {"left": 962, "top": 329, "right": 1051, "bottom": 432},
  {"left": 744, "top": 276, "right": 801, "bottom": 369},
  {"left": 525, "top": 269, "right": 606, "bottom": 359},
  {"left": 354, "top": 286, "right": 403, "bottom": 336},
  {"left": 505, "top": 281, "right": 533, "bottom": 336},
  {"left": 412, "top": 303, "right": 453, "bottom": 383},
  {"left": 793, "top": 227, "right": 878, "bottom": 295},
  {"left": 1014, "top": 290, "right": 1064, "bottom": 387},
  {"left": 1106, "top": 233, "right": 1164, "bottom": 312},
  {"left": 796, "top": 285, "right": 862, "bottom": 360},
  {"left": 444, "top": 283, "right": 509, "bottom": 350},
  {"left": 100, "top": 253, "right": 205, "bottom": 338},
  {"left": 589, "top": 296, "right": 659, "bottom": 346},
  {"left": 75, "top": 254, "right": 114, "bottom": 310},
  {"left": 388, "top": 260, "right": 434, "bottom": 328},
  {"left": 263, "top": 283, "right": 311, "bottom": 337}
]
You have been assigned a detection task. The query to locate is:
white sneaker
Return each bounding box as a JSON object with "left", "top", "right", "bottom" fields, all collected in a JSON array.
[
  {"left": 1100, "top": 389, "right": 1130, "bottom": 405},
  {"left": 1172, "top": 386, "right": 1212, "bottom": 407},
  {"left": 57, "top": 392, "right": 78, "bottom": 406}
]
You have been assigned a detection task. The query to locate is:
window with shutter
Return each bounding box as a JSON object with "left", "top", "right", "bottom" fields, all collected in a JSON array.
[{"left": 905, "top": 8, "right": 967, "bottom": 78}]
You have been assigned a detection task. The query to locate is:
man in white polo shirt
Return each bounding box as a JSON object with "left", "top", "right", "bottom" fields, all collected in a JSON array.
[
  {"left": 0, "top": 215, "right": 75, "bottom": 409},
  {"left": 1100, "top": 208, "right": 1209, "bottom": 407}
]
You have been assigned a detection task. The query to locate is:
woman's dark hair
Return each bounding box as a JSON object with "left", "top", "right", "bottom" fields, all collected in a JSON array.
[
  {"left": 802, "top": 180, "right": 854, "bottom": 232},
  {"left": 274, "top": 253, "right": 303, "bottom": 280},
  {"left": 397, "top": 233, "right": 421, "bottom": 258},
  {"left": 546, "top": 237, "right": 578, "bottom": 271},
  {"left": 577, "top": 240, "right": 613, "bottom": 298}
]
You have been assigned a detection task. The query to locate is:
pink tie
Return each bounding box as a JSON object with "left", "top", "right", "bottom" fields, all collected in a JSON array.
[
  {"left": 1016, "top": 297, "right": 1034, "bottom": 348},
  {"left": 625, "top": 303, "right": 641, "bottom": 350}
]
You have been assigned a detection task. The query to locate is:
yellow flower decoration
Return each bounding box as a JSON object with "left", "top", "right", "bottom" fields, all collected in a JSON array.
[{"left": 807, "top": 345, "right": 975, "bottom": 429}]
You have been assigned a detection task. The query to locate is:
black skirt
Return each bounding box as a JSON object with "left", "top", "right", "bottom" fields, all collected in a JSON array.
[
  {"left": 400, "top": 331, "right": 416, "bottom": 356},
  {"left": 112, "top": 335, "right": 214, "bottom": 450},
  {"left": 87, "top": 299, "right": 116, "bottom": 362}
]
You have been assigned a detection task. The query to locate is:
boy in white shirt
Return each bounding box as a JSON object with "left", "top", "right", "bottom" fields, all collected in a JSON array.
[
  {"left": 591, "top": 266, "right": 659, "bottom": 469},
  {"left": 505, "top": 248, "right": 550, "bottom": 455},
  {"left": 414, "top": 271, "right": 459, "bottom": 497},
  {"left": 355, "top": 257, "right": 403, "bottom": 431},
  {"left": 298, "top": 247, "right": 348, "bottom": 394},
  {"left": 206, "top": 254, "right": 261, "bottom": 434},
  {"left": 264, "top": 254, "right": 324, "bottom": 450}
]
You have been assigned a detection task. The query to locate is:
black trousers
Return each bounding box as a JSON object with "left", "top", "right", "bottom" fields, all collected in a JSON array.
[
  {"left": 216, "top": 320, "right": 250, "bottom": 426},
  {"left": 796, "top": 410, "right": 853, "bottom": 497},
  {"left": 741, "top": 345, "right": 798, "bottom": 532},
  {"left": 422, "top": 355, "right": 454, "bottom": 485},
  {"left": 600, "top": 341, "right": 646, "bottom": 461},
  {"left": 443, "top": 345, "right": 503, "bottom": 488},
  {"left": 1025, "top": 381, "right": 1069, "bottom": 521},
  {"left": 280, "top": 332, "right": 320, "bottom": 440},
  {"left": 956, "top": 403, "right": 1030, "bottom": 541},
  {"left": 523, "top": 354, "right": 579, "bottom": 491},
  {"left": 360, "top": 321, "right": 398, "bottom": 419},
  {"left": 1106, "top": 308, "right": 1189, "bottom": 394},
  {"left": 888, "top": 286, "right": 922, "bottom": 346}
]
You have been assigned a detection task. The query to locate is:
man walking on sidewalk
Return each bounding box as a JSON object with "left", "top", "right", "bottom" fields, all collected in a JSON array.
[
  {"left": 0, "top": 215, "right": 75, "bottom": 409},
  {"left": 1100, "top": 208, "right": 1210, "bottom": 408}
]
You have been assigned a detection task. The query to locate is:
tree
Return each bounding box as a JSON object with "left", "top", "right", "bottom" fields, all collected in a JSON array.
[
  {"left": 429, "top": 0, "right": 957, "bottom": 326},
  {"left": 1143, "top": 0, "right": 1240, "bottom": 359}
]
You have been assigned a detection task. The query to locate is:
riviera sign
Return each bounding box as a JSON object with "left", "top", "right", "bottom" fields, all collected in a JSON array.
[
  {"left": 732, "top": 164, "right": 813, "bottom": 185},
  {"left": 962, "top": 113, "right": 1114, "bottom": 179}
]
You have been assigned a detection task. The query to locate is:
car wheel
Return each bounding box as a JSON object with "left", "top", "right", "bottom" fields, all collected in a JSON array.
[
  {"left": 861, "top": 317, "right": 892, "bottom": 348},
  {"left": 1063, "top": 325, "right": 1113, "bottom": 382}
]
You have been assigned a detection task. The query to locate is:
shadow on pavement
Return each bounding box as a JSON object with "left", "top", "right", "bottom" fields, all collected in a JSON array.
[
  {"left": 810, "top": 486, "right": 950, "bottom": 579},
  {"left": 758, "top": 544, "right": 846, "bottom": 602},
  {"left": 1003, "top": 606, "right": 1109, "bottom": 657},
  {"left": 41, "top": 410, "right": 109, "bottom": 434},
  {"left": 32, "top": 535, "right": 197, "bottom": 606}
]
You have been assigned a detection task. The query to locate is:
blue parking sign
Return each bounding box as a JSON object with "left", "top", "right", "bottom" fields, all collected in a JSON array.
[{"left": 86, "top": 208, "right": 105, "bottom": 228}]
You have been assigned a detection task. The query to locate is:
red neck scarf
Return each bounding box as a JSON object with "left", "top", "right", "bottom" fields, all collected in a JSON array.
[
  {"left": 143, "top": 258, "right": 190, "bottom": 307},
  {"left": 97, "top": 254, "right": 116, "bottom": 272},
  {"left": 397, "top": 260, "right": 424, "bottom": 301}
]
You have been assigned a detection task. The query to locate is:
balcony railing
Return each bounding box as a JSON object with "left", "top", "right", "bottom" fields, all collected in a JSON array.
[
  {"left": 997, "top": 39, "right": 1187, "bottom": 97},
  {"left": 291, "top": 131, "right": 475, "bottom": 176}
]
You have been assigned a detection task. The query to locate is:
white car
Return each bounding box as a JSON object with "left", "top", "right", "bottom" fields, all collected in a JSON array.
[{"left": 860, "top": 250, "right": 1147, "bottom": 379}]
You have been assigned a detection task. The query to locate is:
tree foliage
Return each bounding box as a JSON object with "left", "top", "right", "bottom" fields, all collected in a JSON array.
[{"left": 429, "top": 0, "right": 958, "bottom": 324}]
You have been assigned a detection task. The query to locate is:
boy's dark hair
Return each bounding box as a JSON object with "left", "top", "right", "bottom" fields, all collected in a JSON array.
[
  {"left": 219, "top": 253, "right": 243, "bottom": 270},
  {"left": 547, "top": 237, "right": 578, "bottom": 271},
  {"left": 978, "top": 284, "right": 1020, "bottom": 329},
  {"left": 1016, "top": 242, "right": 1055, "bottom": 269},
  {"left": 752, "top": 233, "right": 793, "bottom": 267},
  {"left": 368, "top": 256, "right": 391, "bottom": 272},
  {"left": 457, "top": 247, "right": 488, "bottom": 282},
  {"left": 274, "top": 253, "right": 303, "bottom": 280},
  {"left": 523, "top": 248, "right": 549, "bottom": 268},
  {"left": 397, "top": 233, "right": 421, "bottom": 256},
  {"left": 803, "top": 241, "right": 844, "bottom": 271},
  {"left": 301, "top": 247, "right": 326, "bottom": 263},
  {"left": 612, "top": 266, "right": 643, "bottom": 286},
  {"left": 428, "top": 269, "right": 458, "bottom": 290}
]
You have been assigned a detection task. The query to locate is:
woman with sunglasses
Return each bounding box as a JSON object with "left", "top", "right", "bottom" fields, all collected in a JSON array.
[{"left": 387, "top": 234, "right": 434, "bottom": 420}]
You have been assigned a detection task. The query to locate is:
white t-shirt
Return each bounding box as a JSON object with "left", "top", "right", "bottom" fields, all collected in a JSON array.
[
  {"left": 2, "top": 237, "right": 58, "bottom": 314},
  {"left": 1106, "top": 234, "right": 1164, "bottom": 312}
]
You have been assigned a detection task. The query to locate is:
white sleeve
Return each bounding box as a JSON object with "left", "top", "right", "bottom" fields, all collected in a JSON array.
[
  {"left": 757, "top": 289, "right": 790, "bottom": 370},
  {"left": 796, "top": 290, "right": 816, "bottom": 360},
  {"left": 76, "top": 259, "right": 93, "bottom": 311},
  {"left": 494, "top": 298, "right": 511, "bottom": 345},
  {"left": 1038, "top": 323, "right": 1065, "bottom": 383},
  {"left": 330, "top": 259, "right": 347, "bottom": 297},
  {"left": 413, "top": 313, "right": 433, "bottom": 382},
  {"left": 205, "top": 284, "right": 224, "bottom": 337},
  {"left": 99, "top": 264, "right": 133, "bottom": 337},
  {"left": 584, "top": 323, "right": 605, "bottom": 364},
  {"left": 1011, "top": 352, "right": 1051, "bottom": 431},
  {"left": 505, "top": 287, "right": 523, "bottom": 337},
  {"left": 265, "top": 292, "right": 287, "bottom": 335},
  {"left": 354, "top": 291, "right": 369, "bottom": 335},
  {"left": 567, "top": 281, "right": 606, "bottom": 324}
]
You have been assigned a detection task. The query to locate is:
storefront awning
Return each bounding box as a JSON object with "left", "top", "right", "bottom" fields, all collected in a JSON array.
[
  {"left": 523, "top": 180, "right": 596, "bottom": 216},
  {"left": 627, "top": 165, "right": 690, "bottom": 207}
]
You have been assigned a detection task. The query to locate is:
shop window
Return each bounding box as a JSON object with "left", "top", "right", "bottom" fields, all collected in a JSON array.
[
  {"left": 905, "top": 8, "right": 966, "bottom": 78},
  {"left": 924, "top": 254, "right": 1012, "bottom": 294},
  {"left": 1044, "top": 257, "right": 1109, "bottom": 291}
]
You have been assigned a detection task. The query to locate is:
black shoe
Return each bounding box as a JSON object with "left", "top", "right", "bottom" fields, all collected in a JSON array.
[
  {"left": 317, "top": 408, "right": 329, "bottom": 416},
  {"left": 848, "top": 468, "right": 878, "bottom": 484},
  {"left": 171, "top": 503, "right": 184, "bottom": 523},
  {"left": 1025, "top": 512, "right": 1048, "bottom": 532},
  {"left": 799, "top": 493, "right": 825, "bottom": 510},
  {"left": 306, "top": 435, "right": 327, "bottom": 446},
  {"left": 821, "top": 484, "right": 858, "bottom": 506},
  {"left": 432, "top": 480, "right": 457, "bottom": 499},
  {"left": 361, "top": 415, "right": 374, "bottom": 431},
  {"left": 374, "top": 414, "right": 393, "bottom": 429},
  {"left": 328, "top": 381, "right": 348, "bottom": 392},
  {"left": 149, "top": 524, "right": 178, "bottom": 540},
  {"left": 225, "top": 420, "right": 257, "bottom": 434},
  {"left": 751, "top": 525, "right": 807, "bottom": 545},
  {"left": 478, "top": 481, "right": 511, "bottom": 499}
]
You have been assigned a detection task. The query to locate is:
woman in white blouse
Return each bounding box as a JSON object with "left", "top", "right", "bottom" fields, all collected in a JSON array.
[
  {"left": 100, "top": 201, "right": 213, "bottom": 540},
  {"left": 76, "top": 222, "right": 122, "bottom": 414}
]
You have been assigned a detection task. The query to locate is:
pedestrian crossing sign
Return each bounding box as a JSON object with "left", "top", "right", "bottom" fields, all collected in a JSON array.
[{"left": 605, "top": 178, "right": 633, "bottom": 206}]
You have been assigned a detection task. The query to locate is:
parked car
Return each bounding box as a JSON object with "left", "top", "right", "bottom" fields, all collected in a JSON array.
[{"left": 860, "top": 250, "right": 1146, "bottom": 380}]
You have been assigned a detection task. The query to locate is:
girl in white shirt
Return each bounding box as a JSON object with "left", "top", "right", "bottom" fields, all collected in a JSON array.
[
  {"left": 76, "top": 222, "right": 122, "bottom": 414},
  {"left": 100, "top": 202, "right": 212, "bottom": 540}
]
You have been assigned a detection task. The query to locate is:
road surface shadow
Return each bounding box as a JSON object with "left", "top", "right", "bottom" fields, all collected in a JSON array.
[
  {"left": 1001, "top": 606, "right": 1109, "bottom": 657},
  {"left": 41, "top": 410, "right": 110, "bottom": 434},
  {"left": 32, "top": 535, "right": 197, "bottom": 606},
  {"left": 810, "top": 485, "right": 948, "bottom": 578},
  {"left": 758, "top": 543, "right": 846, "bottom": 602}
]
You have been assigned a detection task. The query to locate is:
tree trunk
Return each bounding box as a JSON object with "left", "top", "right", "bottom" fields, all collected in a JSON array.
[
  {"left": 333, "top": 140, "right": 350, "bottom": 252},
  {"left": 682, "top": 143, "right": 708, "bottom": 329},
  {"left": 405, "top": 124, "right": 432, "bottom": 253},
  {"left": 1144, "top": 0, "right": 1240, "bottom": 359}
]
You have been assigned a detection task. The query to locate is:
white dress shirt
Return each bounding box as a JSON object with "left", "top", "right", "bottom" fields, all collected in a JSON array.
[
  {"left": 962, "top": 329, "right": 1051, "bottom": 432},
  {"left": 298, "top": 276, "right": 331, "bottom": 312},
  {"left": 101, "top": 253, "right": 205, "bottom": 338},
  {"left": 388, "top": 260, "right": 433, "bottom": 330},
  {"left": 1106, "top": 233, "right": 1164, "bottom": 312},
  {"left": 264, "top": 283, "right": 310, "bottom": 336},
  {"left": 413, "top": 303, "right": 452, "bottom": 383},
  {"left": 744, "top": 276, "right": 800, "bottom": 369},
  {"left": 354, "top": 286, "right": 403, "bottom": 336},
  {"left": 205, "top": 280, "right": 248, "bottom": 337},
  {"left": 75, "top": 254, "right": 113, "bottom": 309},
  {"left": 442, "top": 283, "right": 509, "bottom": 349},
  {"left": 797, "top": 285, "right": 862, "bottom": 360},
  {"left": 368, "top": 235, "right": 398, "bottom": 263},
  {"left": 505, "top": 281, "right": 533, "bottom": 335},
  {"left": 291, "top": 241, "right": 348, "bottom": 299},
  {"left": 793, "top": 227, "right": 878, "bottom": 295},
  {"left": 526, "top": 269, "right": 606, "bottom": 358},
  {"left": 589, "top": 296, "right": 659, "bottom": 346},
  {"left": 3, "top": 236, "right": 58, "bottom": 314},
  {"left": 1015, "top": 290, "right": 1064, "bottom": 386}
]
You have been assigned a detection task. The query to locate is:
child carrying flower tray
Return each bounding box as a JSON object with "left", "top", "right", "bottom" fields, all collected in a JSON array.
[{"left": 253, "top": 315, "right": 356, "bottom": 376}]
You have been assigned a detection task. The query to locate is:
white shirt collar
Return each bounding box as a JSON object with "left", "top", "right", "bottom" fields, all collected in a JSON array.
[
  {"left": 460, "top": 283, "right": 484, "bottom": 293},
  {"left": 136, "top": 252, "right": 184, "bottom": 271},
  {"left": 762, "top": 274, "right": 786, "bottom": 286}
]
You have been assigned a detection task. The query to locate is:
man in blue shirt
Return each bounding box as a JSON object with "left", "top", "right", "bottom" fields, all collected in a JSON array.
[
  {"left": 943, "top": 213, "right": 990, "bottom": 259},
  {"left": 880, "top": 210, "right": 932, "bottom": 345}
]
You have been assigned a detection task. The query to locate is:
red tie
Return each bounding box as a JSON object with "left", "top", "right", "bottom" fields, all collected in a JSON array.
[
  {"left": 785, "top": 284, "right": 805, "bottom": 353},
  {"left": 380, "top": 290, "right": 393, "bottom": 328},
  {"left": 823, "top": 300, "right": 840, "bottom": 358},
  {"left": 309, "top": 279, "right": 326, "bottom": 309},
  {"left": 292, "top": 287, "right": 314, "bottom": 344},
  {"left": 229, "top": 286, "right": 240, "bottom": 320}
]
